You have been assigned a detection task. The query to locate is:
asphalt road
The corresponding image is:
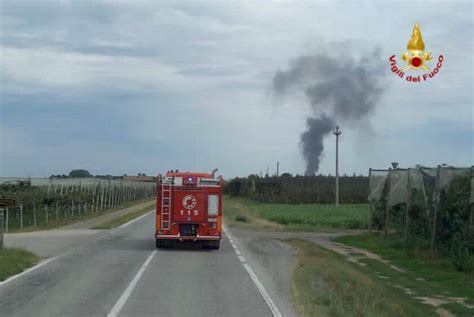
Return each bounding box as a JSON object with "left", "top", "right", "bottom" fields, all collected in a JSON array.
[{"left": 0, "top": 212, "right": 292, "bottom": 317}]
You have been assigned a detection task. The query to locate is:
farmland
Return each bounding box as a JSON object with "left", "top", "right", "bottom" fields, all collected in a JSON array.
[
  {"left": 223, "top": 196, "right": 368, "bottom": 231},
  {"left": 0, "top": 178, "right": 156, "bottom": 232},
  {"left": 223, "top": 184, "right": 474, "bottom": 316}
]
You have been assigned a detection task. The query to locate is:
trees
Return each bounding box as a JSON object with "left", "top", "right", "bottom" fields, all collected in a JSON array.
[
  {"left": 223, "top": 174, "right": 369, "bottom": 204},
  {"left": 69, "top": 169, "right": 92, "bottom": 178}
]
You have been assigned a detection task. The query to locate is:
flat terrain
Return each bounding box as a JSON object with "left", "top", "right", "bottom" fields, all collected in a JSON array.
[
  {"left": 3, "top": 199, "right": 155, "bottom": 233},
  {"left": 0, "top": 212, "right": 296, "bottom": 317},
  {"left": 2, "top": 196, "right": 470, "bottom": 316},
  {"left": 336, "top": 233, "right": 474, "bottom": 316},
  {"left": 224, "top": 196, "right": 368, "bottom": 231},
  {"left": 223, "top": 196, "right": 473, "bottom": 316},
  {"left": 60, "top": 200, "right": 155, "bottom": 229}
]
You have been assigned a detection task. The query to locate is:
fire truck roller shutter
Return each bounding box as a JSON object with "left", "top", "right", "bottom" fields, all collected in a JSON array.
[{"left": 208, "top": 195, "right": 219, "bottom": 216}]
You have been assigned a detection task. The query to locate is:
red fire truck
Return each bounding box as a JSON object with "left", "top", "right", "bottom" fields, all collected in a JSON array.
[{"left": 155, "top": 171, "right": 222, "bottom": 249}]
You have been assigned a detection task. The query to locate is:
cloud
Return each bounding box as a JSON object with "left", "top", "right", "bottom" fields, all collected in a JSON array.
[
  {"left": 0, "top": 0, "right": 472, "bottom": 178},
  {"left": 1, "top": 46, "right": 181, "bottom": 93}
]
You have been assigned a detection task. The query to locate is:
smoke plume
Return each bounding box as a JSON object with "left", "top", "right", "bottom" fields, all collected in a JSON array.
[{"left": 273, "top": 47, "right": 386, "bottom": 175}]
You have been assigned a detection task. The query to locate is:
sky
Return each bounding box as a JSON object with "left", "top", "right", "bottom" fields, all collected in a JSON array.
[{"left": 0, "top": 0, "right": 472, "bottom": 178}]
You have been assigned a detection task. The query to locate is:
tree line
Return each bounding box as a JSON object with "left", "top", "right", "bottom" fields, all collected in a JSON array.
[
  {"left": 223, "top": 174, "right": 368, "bottom": 204},
  {"left": 49, "top": 169, "right": 150, "bottom": 180}
]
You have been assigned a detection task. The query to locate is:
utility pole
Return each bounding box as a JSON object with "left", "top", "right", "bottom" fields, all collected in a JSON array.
[
  {"left": 276, "top": 161, "right": 279, "bottom": 177},
  {"left": 0, "top": 208, "right": 4, "bottom": 249},
  {"left": 266, "top": 166, "right": 269, "bottom": 178},
  {"left": 333, "top": 125, "right": 342, "bottom": 207}
]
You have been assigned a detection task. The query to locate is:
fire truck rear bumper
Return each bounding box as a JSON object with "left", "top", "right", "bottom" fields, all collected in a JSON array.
[{"left": 156, "top": 234, "right": 221, "bottom": 242}]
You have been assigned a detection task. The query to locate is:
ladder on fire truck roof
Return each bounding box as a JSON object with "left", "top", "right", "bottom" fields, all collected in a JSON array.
[{"left": 161, "top": 178, "right": 173, "bottom": 230}]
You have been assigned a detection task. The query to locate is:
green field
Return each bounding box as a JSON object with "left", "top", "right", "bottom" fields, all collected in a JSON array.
[
  {"left": 287, "top": 239, "right": 434, "bottom": 317},
  {"left": 224, "top": 196, "right": 474, "bottom": 315},
  {"left": 223, "top": 196, "right": 368, "bottom": 230},
  {"left": 335, "top": 233, "right": 474, "bottom": 315},
  {"left": 0, "top": 248, "right": 40, "bottom": 282}
]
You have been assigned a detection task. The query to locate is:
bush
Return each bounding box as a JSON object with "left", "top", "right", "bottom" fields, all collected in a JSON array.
[
  {"left": 437, "top": 176, "right": 473, "bottom": 269},
  {"left": 235, "top": 214, "right": 248, "bottom": 222},
  {"left": 439, "top": 177, "right": 472, "bottom": 249},
  {"left": 450, "top": 239, "right": 473, "bottom": 272}
]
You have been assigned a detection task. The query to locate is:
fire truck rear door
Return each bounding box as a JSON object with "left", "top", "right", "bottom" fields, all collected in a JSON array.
[{"left": 173, "top": 191, "right": 207, "bottom": 223}]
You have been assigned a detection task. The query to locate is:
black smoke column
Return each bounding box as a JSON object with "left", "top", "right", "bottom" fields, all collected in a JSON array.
[
  {"left": 300, "top": 115, "right": 335, "bottom": 175},
  {"left": 273, "top": 47, "right": 386, "bottom": 175}
]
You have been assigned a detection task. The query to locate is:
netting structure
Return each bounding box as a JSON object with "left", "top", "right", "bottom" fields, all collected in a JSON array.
[
  {"left": 368, "top": 166, "right": 474, "bottom": 254},
  {"left": 0, "top": 178, "right": 156, "bottom": 231}
]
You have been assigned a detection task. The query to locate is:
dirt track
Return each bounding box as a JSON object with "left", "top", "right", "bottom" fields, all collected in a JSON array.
[{"left": 59, "top": 199, "right": 155, "bottom": 229}]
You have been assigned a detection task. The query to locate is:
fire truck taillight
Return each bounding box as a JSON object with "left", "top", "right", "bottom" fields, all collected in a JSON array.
[{"left": 208, "top": 195, "right": 219, "bottom": 215}]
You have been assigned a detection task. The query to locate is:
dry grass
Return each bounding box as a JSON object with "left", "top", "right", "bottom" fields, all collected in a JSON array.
[
  {"left": 91, "top": 203, "right": 154, "bottom": 229},
  {"left": 287, "top": 239, "right": 434, "bottom": 317}
]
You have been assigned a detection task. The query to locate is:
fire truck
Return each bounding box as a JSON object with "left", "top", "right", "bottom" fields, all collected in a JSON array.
[{"left": 155, "top": 170, "right": 222, "bottom": 249}]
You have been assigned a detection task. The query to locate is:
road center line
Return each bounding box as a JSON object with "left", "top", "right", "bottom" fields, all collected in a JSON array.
[
  {"left": 107, "top": 250, "right": 157, "bottom": 317},
  {"left": 223, "top": 225, "right": 282, "bottom": 317}
]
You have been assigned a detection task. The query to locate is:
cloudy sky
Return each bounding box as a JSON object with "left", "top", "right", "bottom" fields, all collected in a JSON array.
[{"left": 0, "top": 0, "right": 472, "bottom": 178}]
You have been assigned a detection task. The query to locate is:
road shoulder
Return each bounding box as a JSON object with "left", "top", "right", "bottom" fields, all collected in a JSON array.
[
  {"left": 0, "top": 248, "right": 40, "bottom": 282},
  {"left": 60, "top": 200, "right": 155, "bottom": 230}
]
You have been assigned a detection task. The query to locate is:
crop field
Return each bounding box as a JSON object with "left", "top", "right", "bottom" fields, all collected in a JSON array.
[
  {"left": 254, "top": 203, "right": 368, "bottom": 229},
  {"left": 224, "top": 196, "right": 369, "bottom": 230}
]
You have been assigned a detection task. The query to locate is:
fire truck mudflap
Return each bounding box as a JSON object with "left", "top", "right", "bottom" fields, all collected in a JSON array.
[{"left": 155, "top": 171, "right": 222, "bottom": 249}]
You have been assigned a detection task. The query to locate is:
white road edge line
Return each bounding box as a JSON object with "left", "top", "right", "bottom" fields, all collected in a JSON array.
[
  {"left": 116, "top": 209, "right": 155, "bottom": 229},
  {"left": 107, "top": 250, "right": 157, "bottom": 317},
  {"left": 223, "top": 225, "right": 282, "bottom": 317},
  {"left": 0, "top": 255, "right": 59, "bottom": 287}
]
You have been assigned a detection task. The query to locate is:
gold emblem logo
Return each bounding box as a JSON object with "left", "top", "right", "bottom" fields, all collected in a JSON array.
[
  {"left": 182, "top": 195, "right": 197, "bottom": 210},
  {"left": 389, "top": 23, "right": 443, "bottom": 83},
  {"left": 401, "top": 23, "right": 432, "bottom": 71}
]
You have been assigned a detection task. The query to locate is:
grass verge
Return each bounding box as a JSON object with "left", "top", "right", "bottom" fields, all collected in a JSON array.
[
  {"left": 91, "top": 203, "right": 155, "bottom": 229},
  {"left": 0, "top": 248, "right": 40, "bottom": 282},
  {"left": 287, "top": 239, "right": 435, "bottom": 317},
  {"left": 223, "top": 196, "right": 368, "bottom": 231},
  {"left": 335, "top": 233, "right": 474, "bottom": 316}
]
